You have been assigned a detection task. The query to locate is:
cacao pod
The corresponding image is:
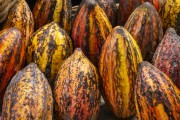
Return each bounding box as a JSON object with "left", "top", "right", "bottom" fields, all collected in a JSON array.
[
  {"left": 33, "top": 0, "right": 71, "bottom": 34},
  {"left": 118, "top": 0, "right": 164, "bottom": 26},
  {"left": 71, "top": 0, "right": 112, "bottom": 66},
  {"left": 0, "top": 28, "right": 25, "bottom": 111},
  {"left": 98, "top": 26, "right": 143, "bottom": 119},
  {"left": 124, "top": 2, "right": 163, "bottom": 62},
  {"left": 2, "top": 63, "right": 53, "bottom": 119},
  {"left": 27, "top": 22, "right": 73, "bottom": 87},
  {"left": 54, "top": 48, "right": 100, "bottom": 120},
  {"left": 152, "top": 28, "right": 180, "bottom": 89},
  {"left": 3, "top": 0, "right": 34, "bottom": 48},
  {"left": 135, "top": 61, "right": 180, "bottom": 120},
  {"left": 159, "top": 0, "right": 180, "bottom": 35}
]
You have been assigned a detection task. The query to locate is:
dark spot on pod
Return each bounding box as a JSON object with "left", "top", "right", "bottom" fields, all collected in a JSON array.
[
  {"left": 116, "top": 27, "right": 125, "bottom": 35},
  {"left": 49, "top": 35, "right": 55, "bottom": 51},
  {"left": 45, "top": 62, "right": 51, "bottom": 78},
  {"left": 67, "top": 101, "right": 72, "bottom": 107}
]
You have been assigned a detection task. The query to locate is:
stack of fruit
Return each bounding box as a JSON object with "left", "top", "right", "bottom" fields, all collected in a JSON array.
[{"left": 0, "top": 0, "right": 179, "bottom": 119}]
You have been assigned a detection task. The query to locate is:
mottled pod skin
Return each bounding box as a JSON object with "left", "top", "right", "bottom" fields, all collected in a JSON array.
[
  {"left": 54, "top": 48, "right": 100, "bottom": 120},
  {"left": 0, "top": 28, "right": 25, "bottom": 111},
  {"left": 152, "top": 28, "right": 180, "bottom": 89},
  {"left": 125, "top": 2, "right": 163, "bottom": 62},
  {"left": 27, "top": 22, "right": 73, "bottom": 87},
  {"left": 98, "top": 26, "right": 143, "bottom": 119},
  {"left": 33, "top": 0, "right": 71, "bottom": 34},
  {"left": 2, "top": 63, "right": 53, "bottom": 119},
  {"left": 159, "top": 0, "right": 180, "bottom": 35},
  {"left": 96, "top": 0, "right": 117, "bottom": 27},
  {"left": 118, "top": 0, "right": 163, "bottom": 26},
  {"left": 71, "top": 0, "right": 112, "bottom": 67},
  {"left": 135, "top": 61, "right": 180, "bottom": 120},
  {"left": 3, "top": 0, "right": 34, "bottom": 48}
]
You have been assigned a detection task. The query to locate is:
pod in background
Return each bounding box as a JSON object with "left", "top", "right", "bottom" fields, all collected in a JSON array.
[
  {"left": 33, "top": 0, "right": 71, "bottom": 34},
  {"left": 98, "top": 26, "right": 143, "bottom": 119},
  {"left": 3, "top": 0, "right": 34, "bottom": 48},
  {"left": 159, "top": 0, "right": 180, "bottom": 35},
  {"left": 2, "top": 63, "right": 53, "bottom": 119},
  {"left": 71, "top": 0, "right": 112, "bottom": 67},
  {"left": 96, "top": 0, "right": 117, "bottom": 27},
  {"left": 124, "top": 2, "right": 163, "bottom": 62},
  {"left": 27, "top": 22, "right": 73, "bottom": 86},
  {"left": 135, "top": 61, "right": 180, "bottom": 120},
  {"left": 152, "top": 28, "right": 180, "bottom": 89},
  {"left": 118, "top": 0, "right": 163, "bottom": 26},
  {"left": 54, "top": 48, "right": 100, "bottom": 120},
  {"left": 0, "top": 28, "right": 25, "bottom": 111}
]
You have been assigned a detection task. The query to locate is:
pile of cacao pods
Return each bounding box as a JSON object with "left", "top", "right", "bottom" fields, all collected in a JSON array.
[{"left": 0, "top": 0, "right": 179, "bottom": 119}]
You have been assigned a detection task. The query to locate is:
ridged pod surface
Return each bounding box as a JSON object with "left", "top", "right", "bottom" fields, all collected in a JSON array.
[
  {"left": 0, "top": 28, "right": 25, "bottom": 111},
  {"left": 3, "top": 0, "right": 34, "bottom": 48},
  {"left": 98, "top": 26, "right": 143, "bottom": 119},
  {"left": 118, "top": 0, "right": 164, "bottom": 25},
  {"left": 124, "top": 2, "right": 163, "bottom": 62},
  {"left": 96, "top": 0, "right": 117, "bottom": 27},
  {"left": 2, "top": 63, "right": 53, "bottom": 119},
  {"left": 159, "top": 0, "right": 180, "bottom": 35},
  {"left": 135, "top": 61, "right": 180, "bottom": 120},
  {"left": 54, "top": 48, "right": 100, "bottom": 120},
  {"left": 71, "top": 0, "right": 112, "bottom": 66},
  {"left": 33, "top": 0, "right": 71, "bottom": 34},
  {"left": 152, "top": 28, "right": 180, "bottom": 89},
  {"left": 27, "top": 22, "right": 73, "bottom": 86}
]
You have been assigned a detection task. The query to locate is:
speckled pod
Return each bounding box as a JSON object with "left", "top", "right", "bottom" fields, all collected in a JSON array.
[
  {"left": 27, "top": 22, "right": 73, "bottom": 86},
  {"left": 33, "top": 0, "right": 71, "bottom": 34},
  {"left": 3, "top": 0, "right": 34, "bottom": 48},
  {"left": 2, "top": 63, "right": 53, "bottom": 119},
  {"left": 159, "top": 0, "right": 180, "bottom": 35},
  {"left": 71, "top": 0, "right": 112, "bottom": 66},
  {"left": 96, "top": 0, "right": 117, "bottom": 27},
  {"left": 135, "top": 61, "right": 180, "bottom": 120},
  {"left": 118, "top": 0, "right": 163, "bottom": 26},
  {"left": 125, "top": 2, "right": 163, "bottom": 62},
  {"left": 0, "top": 28, "right": 25, "bottom": 111},
  {"left": 54, "top": 48, "right": 100, "bottom": 120},
  {"left": 152, "top": 28, "right": 180, "bottom": 89},
  {"left": 98, "top": 26, "right": 143, "bottom": 119}
]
